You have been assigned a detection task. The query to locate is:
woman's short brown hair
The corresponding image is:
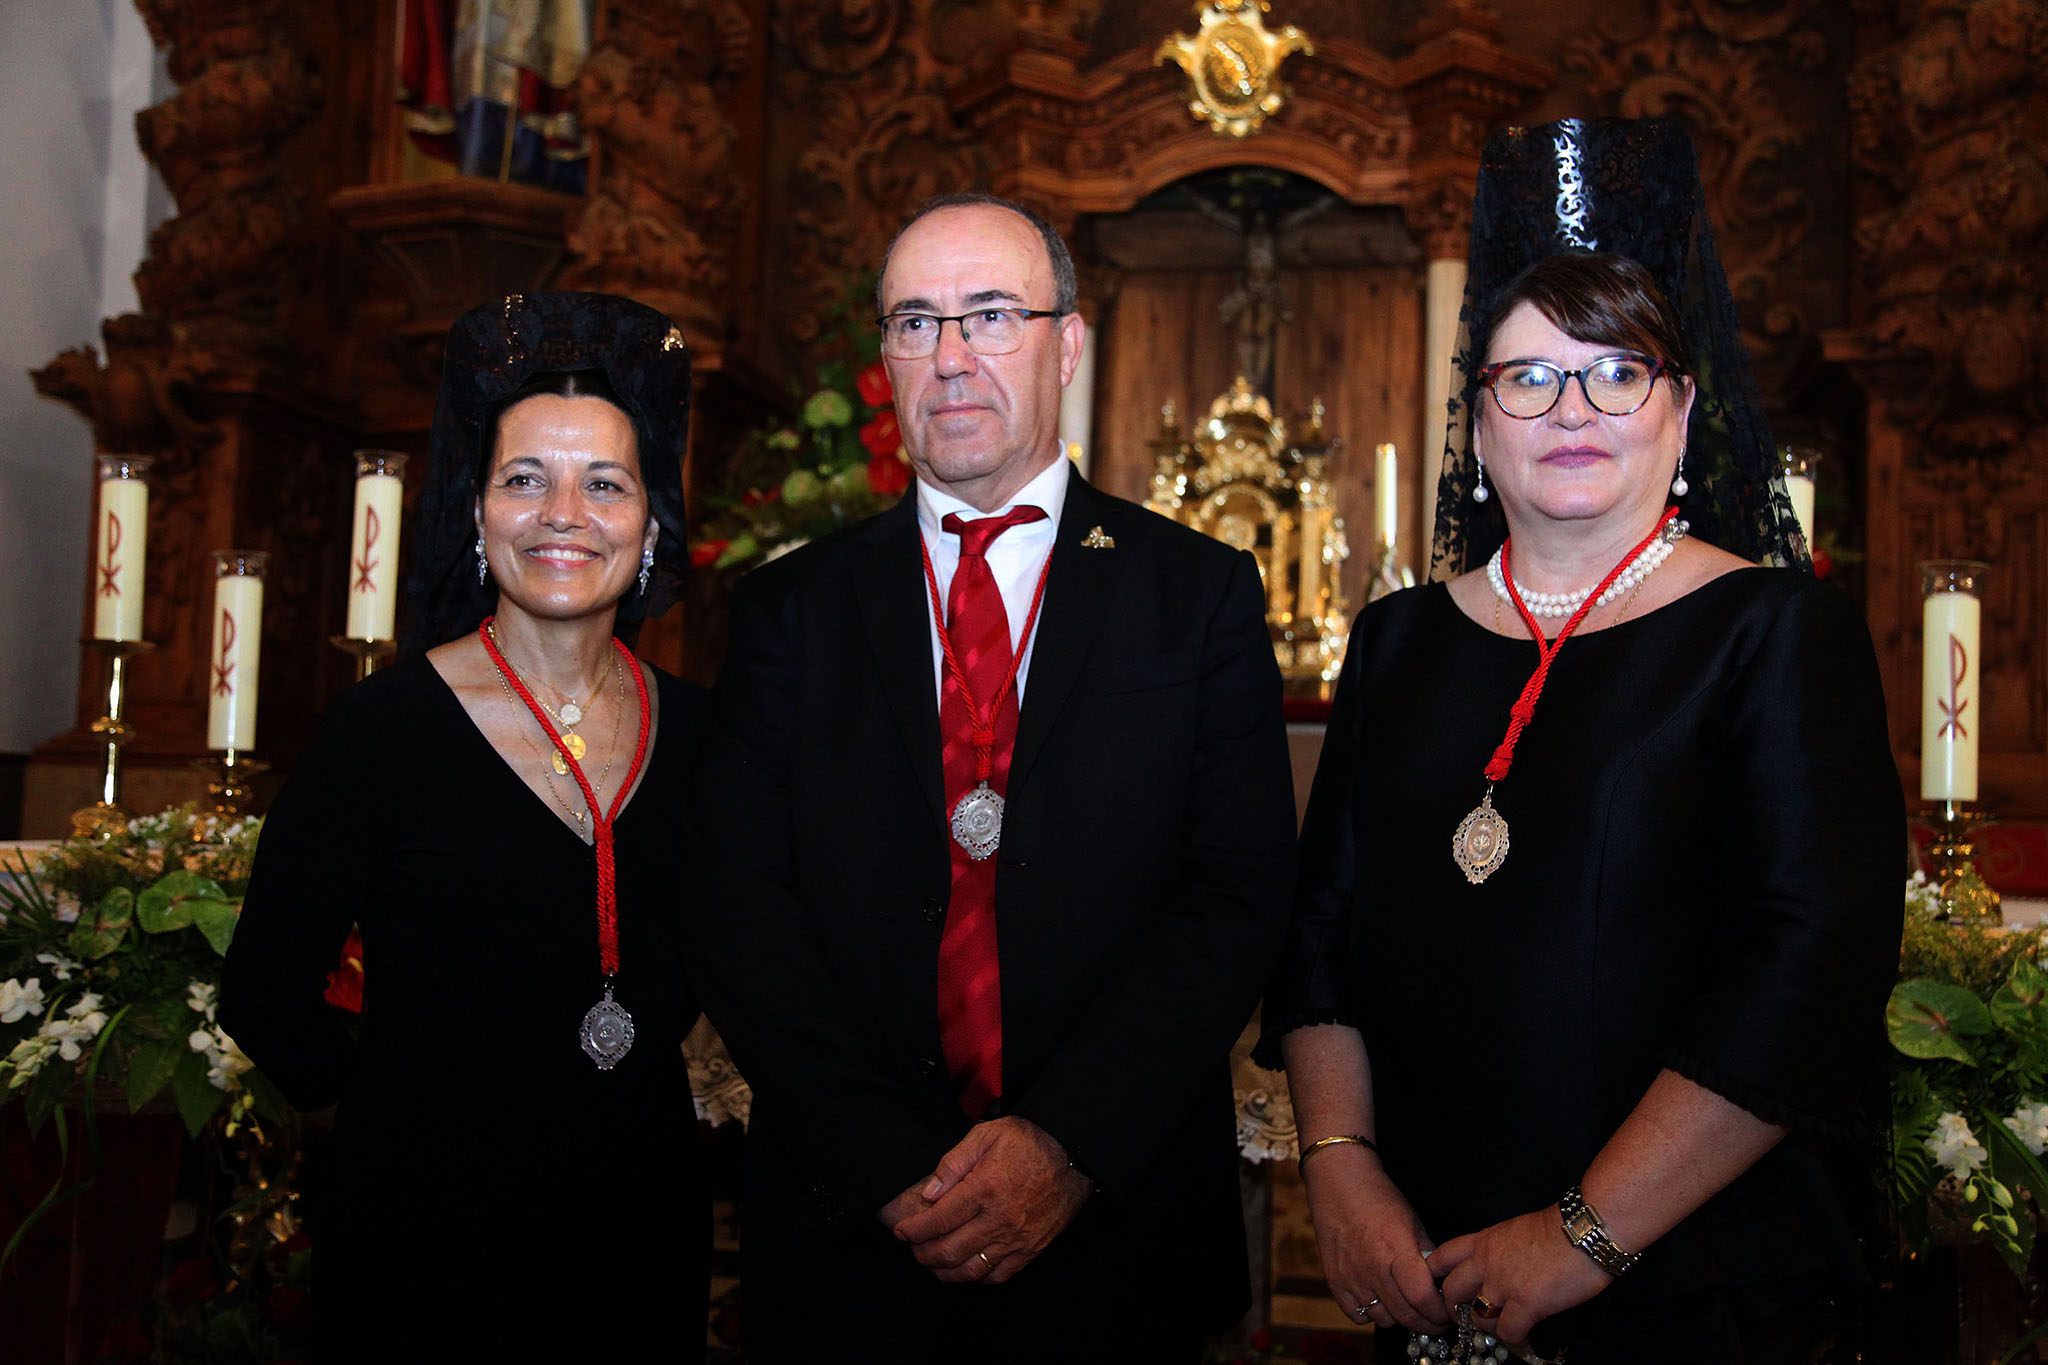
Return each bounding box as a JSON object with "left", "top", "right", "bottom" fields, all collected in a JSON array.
[{"left": 1483, "top": 251, "right": 1691, "bottom": 375}]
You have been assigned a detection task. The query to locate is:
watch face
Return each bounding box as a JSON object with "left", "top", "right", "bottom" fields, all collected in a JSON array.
[{"left": 1564, "top": 1208, "right": 1601, "bottom": 1242}]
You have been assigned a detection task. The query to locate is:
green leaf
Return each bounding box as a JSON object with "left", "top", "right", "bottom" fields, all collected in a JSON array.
[
  {"left": 68, "top": 887, "right": 133, "bottom": 960},
  {"left": 124, "top": 1038, "right": 183, "bottom": 1113},
  {"left": 187, "top": 899, "right": 240, "bottom": 956},
  {"left": 169, "top": 1048, "right": 221, "bottom": 1137},
  {"left": 1992, "top": 958, "right": 2048, "bottom": 1030},
  {"left": 135, "top": 870, "right": 223, "bottom": 934},
  {"left": 1888, "top": 979, "right": 1992, "bottom": 1064},
  {"left": 1984, "top": 1114, "right": 2048, "bottom": 1221}
]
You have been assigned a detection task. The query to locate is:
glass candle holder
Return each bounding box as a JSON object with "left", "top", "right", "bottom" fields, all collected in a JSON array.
[
  {"left": 346, "top": 450, "right": 407, "bottom": 642},
  {"left": 92, "top": 453, "right": 153, "bottom": 642},
  {"left": 1776, "top": 446, "right": 1820, "bottom": 553}
]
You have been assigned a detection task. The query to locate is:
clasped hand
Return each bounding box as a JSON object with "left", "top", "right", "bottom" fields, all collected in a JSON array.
[
  {"left": 1432, "top": 1207, "right": 1614, "bottom": 1352},
  {"left": 877, "top": 1116, "right": 1091, "bottom": 1284}
]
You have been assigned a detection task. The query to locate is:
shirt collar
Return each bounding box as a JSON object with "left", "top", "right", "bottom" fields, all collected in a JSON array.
[{"left": 915, "top": 448, "right": 1072, "bottom": 542}]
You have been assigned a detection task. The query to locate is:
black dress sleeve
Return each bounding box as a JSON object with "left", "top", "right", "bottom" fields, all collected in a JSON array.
[
  {"left": 220, "top": 679, "right": 384, "bottom": 1111},
  {"left": 1663, "top": 580, "right": 1906, "bottom": 1137},
  {"left": 1252, "top": 612, "right": 1371, "bottom": 1069}
]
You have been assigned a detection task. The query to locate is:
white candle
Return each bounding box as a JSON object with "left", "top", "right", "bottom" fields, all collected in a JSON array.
[
  {"left": 1784, "top": 474, "right": 1816, "bottom": 548},
  {"left": 345, "top": 451, "right": 407, "bottom": 641},
  {"left": 1375, "top": 443, "right": 1399, "bottom": 549},
  {"left": 1920, "top": 561, "right": 1986, "bottom": 802},
  {"left": 91, "top": 455, "right": 151, "bottom": 641},
  {"left": 207, "top": 552, "right": 268, "bottom": 752}
]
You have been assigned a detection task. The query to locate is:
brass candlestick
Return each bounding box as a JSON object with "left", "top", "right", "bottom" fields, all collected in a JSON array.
[
  {"left": 71, "top": 638, "right": 156, "bottom": 838},
  {"left": 191, "top": 748, "right": 268, "bottom": 818},
  {"left": 329, "top": 635, "right": 396, "bottom": 683},
  {"left": 1926, "top": 799, "right": 2001, "bottom": 924},
  {"left": 1365, "top": 538, "right": 1415, "bottom": 603}
]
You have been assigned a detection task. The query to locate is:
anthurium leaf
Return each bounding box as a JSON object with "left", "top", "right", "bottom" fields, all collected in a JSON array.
[
  {"left": 124, "top": 1038, "right": 182, "bottom": 1114},
  {"left": 69, "top": 887, "right": 133, "bottom": 960},
  {"left": 169, "top": 1048, "right": 220, "bottom": 1137},
  {"left": 1993, "top": 958, "right": 2048, "bottom": 1030},
  {"left": 1888, "top": 980, "right": 1991, "bottom": 1063},
  {"left": 187, "top": 900, "right": 240, "bottom": 957},
  {"left": 136, "top": 871, "right": 222, "bottom": 934},
  {"left": 1985, "top": 1115, "right": 2048, "bottom": 1225}
]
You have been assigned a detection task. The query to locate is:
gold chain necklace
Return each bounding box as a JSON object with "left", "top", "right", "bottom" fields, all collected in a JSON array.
[
  {"left": 487, "top": 651, "right": 625, "bottom": 844},
  {"left": 488, "top": 624, "right": 609, "bottom": 773}
]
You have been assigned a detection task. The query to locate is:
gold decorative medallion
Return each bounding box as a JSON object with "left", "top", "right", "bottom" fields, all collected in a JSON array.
[
  {"left": 1082, "top": 526, "right": 1116, "bottom": 549},
  {"left": 1155, "top": 0, "right": 1314, "bottom": 138},
  {"left": 1452, "top": 789, "right": 1510, "bottom": 885}
]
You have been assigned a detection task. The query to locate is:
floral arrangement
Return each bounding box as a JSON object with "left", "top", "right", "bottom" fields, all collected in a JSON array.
[
  {"left": 1887, "top": 871, "right": 2048, "bottom": 1279},
  {"left": 691, "top": 280, "right": 911, "bottom": 572},
  {"left": 0, "top": 807, "right": 286, "bottom": 1141}
]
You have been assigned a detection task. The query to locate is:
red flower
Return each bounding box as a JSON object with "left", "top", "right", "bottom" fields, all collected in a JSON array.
[
  {"left": 856, "top": 361, "right": 892, "bottom": 408},
  {"left": 161, "top": 1258, "right": 218, "bottom": 1309},
  {"left": 323, "top": 929, "right": 364, "bottom": 1014},
  {"left": 858, "top": 409, "right": 901, "bottom": 459},
  {"left": 1811, "top": 547, "right": 1833, "bottom": 578},
  {"left": 867, "top": 453, "right": 910, "bottom": 498},
  {"left": 690, "top": 539, "right": 729, "bottom": 569}
]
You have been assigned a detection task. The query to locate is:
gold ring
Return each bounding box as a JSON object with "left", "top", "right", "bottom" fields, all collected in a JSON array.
[
  {"left": 1471, "top": 1293, "right": 1499, "bottom": 1318},
  {"left": 976, "top": 1251, "right": 993, "bottom": 1271}
]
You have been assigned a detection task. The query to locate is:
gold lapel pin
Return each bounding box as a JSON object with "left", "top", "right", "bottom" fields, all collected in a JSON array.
[{"left": 1081, "top": 526, "right": 1116, "bottom": 550}]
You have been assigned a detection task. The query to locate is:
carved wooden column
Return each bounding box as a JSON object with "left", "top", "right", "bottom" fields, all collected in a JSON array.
[
  {"left": 25, "top": 0, "right": 332, "bottom": 833},
  {"left": 1395, "top": 5, "right": 1547, "bottom": 572},
  {"left": 1833, "top": 0, "right": 2048, "bottom": 818}
]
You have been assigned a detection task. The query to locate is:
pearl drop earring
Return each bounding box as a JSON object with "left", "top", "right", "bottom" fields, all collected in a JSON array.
[
  {"left": 1671, "top": 445, "right": 1689, "bottom": 498},
  {"left": 1473, "top": 457, "right": 1491, "bottom": 503}
]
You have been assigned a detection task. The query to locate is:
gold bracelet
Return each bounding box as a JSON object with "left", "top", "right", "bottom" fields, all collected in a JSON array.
[{"left": 1297, "top": 1133, "right": 1378, "bottom": 1180}]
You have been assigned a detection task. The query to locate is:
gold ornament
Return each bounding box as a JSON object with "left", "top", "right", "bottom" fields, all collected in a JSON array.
[{"left": 1155, "top": 0, "right": 1314, "bottom": 139}]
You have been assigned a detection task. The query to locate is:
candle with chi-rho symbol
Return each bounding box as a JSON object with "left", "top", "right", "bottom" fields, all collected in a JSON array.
[
  {"left": 1778, "top": 446, "right": 1819, "bottom": 550},
  {"left": 1374, "top": 443, "right": 1399, "bottom": 549},
  {"left": 1920, "top": 560, "right": 1988, "bottom": 803},
  {"left": 207, "top": 551, "right": 268, "bottom": 752},
  {"left": 91, "top": 454, "right": 152, "bottom": 641},
  {"left": 345, "top": 450, "right": 407, "bottom": 641}
]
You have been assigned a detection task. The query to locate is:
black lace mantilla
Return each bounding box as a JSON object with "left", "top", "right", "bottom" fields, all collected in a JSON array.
[
  {"left": 1428, "top": 118, "right": 1808, "bottom": 580},
  {"left": 405, "top": 291, "right": 694, "bottom": 652}
]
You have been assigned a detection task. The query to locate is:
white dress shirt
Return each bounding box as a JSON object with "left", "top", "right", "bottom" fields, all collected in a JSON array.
[{"left": 914, "top": 453, "right": 1071, "bottom": 705}]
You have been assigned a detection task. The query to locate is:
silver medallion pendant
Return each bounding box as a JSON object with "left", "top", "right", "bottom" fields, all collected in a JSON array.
[
  {"left": 950, "top": 781, "right": 1004, "bottom": 861},
  {"left": 579, "top": 982, "right": 635, "bottom": 1069},
  {"left": 1452, "top": 790, "right": 1510, "bottom": 885}
]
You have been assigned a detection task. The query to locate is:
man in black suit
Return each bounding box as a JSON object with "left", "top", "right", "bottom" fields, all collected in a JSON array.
[{"left": 687, "top": 193, "right": 1296, "bottom": 1362}]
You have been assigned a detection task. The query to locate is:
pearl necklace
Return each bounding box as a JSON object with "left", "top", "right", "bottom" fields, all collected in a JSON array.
[{"left": 1486, "top": 518, "right": 1689, "bottom": 619}]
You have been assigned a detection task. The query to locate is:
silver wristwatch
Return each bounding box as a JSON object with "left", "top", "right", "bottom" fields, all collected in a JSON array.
[{"left": 1558, "top": 1184, "right": 1642, "bottom": 1276}]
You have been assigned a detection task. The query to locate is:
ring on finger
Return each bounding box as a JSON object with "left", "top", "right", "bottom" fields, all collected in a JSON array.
[
  {"left": 976, "top": 1251, "right": 993, "bottom": 1273},
  {"left": 1470, "top": 1293, "right": 1498, "bottom": 1318}
]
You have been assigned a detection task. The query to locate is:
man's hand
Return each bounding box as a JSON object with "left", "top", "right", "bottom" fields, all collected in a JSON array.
[{"left": 890, "top": 1117, "right": 1091, "bottom": 1283}]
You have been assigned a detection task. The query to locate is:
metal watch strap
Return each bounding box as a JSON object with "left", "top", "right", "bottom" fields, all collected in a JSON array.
[{"left": 1558, "top": 1184, "right": 1641, "bottom": 1276}]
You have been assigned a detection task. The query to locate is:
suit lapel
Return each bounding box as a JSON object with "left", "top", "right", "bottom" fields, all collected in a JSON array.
[
  {"left": 852, "top": 498, "right": 948, "bottom": 828},
  {"left": 1010, "top": 468, "right": 1125, "bottom": 800}
]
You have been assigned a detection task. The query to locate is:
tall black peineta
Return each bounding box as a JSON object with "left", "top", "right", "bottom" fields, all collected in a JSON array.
[
  {"left": 1429, "top": 117, "right": 1807, "bottom": 579},
  {"left": 405, "top": 291, "right": 693, "bottom": 653}
]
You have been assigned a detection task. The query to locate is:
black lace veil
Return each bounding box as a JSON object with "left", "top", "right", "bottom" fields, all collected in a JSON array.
[
  {"left": 1427, "top": 117, "right": 1808, "bottom": 580},
  {"left": 405, "top": 291, "right": 693, "bottom": 653}
]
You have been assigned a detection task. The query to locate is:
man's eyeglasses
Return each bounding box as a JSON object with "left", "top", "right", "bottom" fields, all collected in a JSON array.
[
  {"left": 1475, "top": 354, "right": 1680, "bottom": 420},
  {"left": 876, "top": 307, "right": 1066, "bottom": 360}
]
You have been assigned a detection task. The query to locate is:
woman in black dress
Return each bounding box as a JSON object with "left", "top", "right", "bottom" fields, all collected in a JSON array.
[
  {"left": 1259, "top": 121, "right": 1904, "bottom": 1363},
  {"left": 222, "top": 292, "right": 706, "bottom": 1357}
]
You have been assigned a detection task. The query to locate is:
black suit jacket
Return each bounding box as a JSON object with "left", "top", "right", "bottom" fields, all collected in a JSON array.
[{"left": 686, "top": 468, "right": 1295, "bottom": 1357}]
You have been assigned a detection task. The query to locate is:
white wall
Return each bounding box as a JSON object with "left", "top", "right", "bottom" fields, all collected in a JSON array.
[{"left": 0, "top": 0, "right": 165, "bottom": 753}]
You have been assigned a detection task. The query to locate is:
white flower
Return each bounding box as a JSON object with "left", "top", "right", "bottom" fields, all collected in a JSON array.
[
  {"left": 189, "top": 1028, "right": 217, "bottom": 1054},
  {"left": 34, "top": 951, "right": 79, "bottom": 982},
  {"left": 3, "top": 1034, "right": 57, "bottom": 1089},
  {"left": 2005, "top": 1101, "right": 2048, "bottom": 1156},
  {"left": 1929, "top": 1111, "right": 1990, "bottom": 1178},
  {"left": 0, "top": 978, "right": 46, "bottom": 1024},
  {"left": 186, "top": 980, "right": 218, "bottom": 1022},
  {"left": 205, "top": 1032, "right": 252, "bottom": 1091},
  {"left": 51, "top": 894, "right": 81, "bottom": 924},
  {"left": 762, "top": 537, "right": 810, "bottom": 564},
  {"left": 1904, "top": 871, "right": 1942, "bottom": 919}
]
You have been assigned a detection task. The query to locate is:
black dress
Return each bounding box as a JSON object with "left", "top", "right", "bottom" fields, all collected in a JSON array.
[
  {"left": 1259, "top": 571, "right": 1904, "bottom": 1361},
  {"left": 221, "top": 656, "right": 708, "bottom": 1359}
]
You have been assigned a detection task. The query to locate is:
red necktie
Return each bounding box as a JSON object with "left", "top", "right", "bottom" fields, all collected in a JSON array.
[{"left": 935, "top": 505, "right": 1046, "bottom": 1117}]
